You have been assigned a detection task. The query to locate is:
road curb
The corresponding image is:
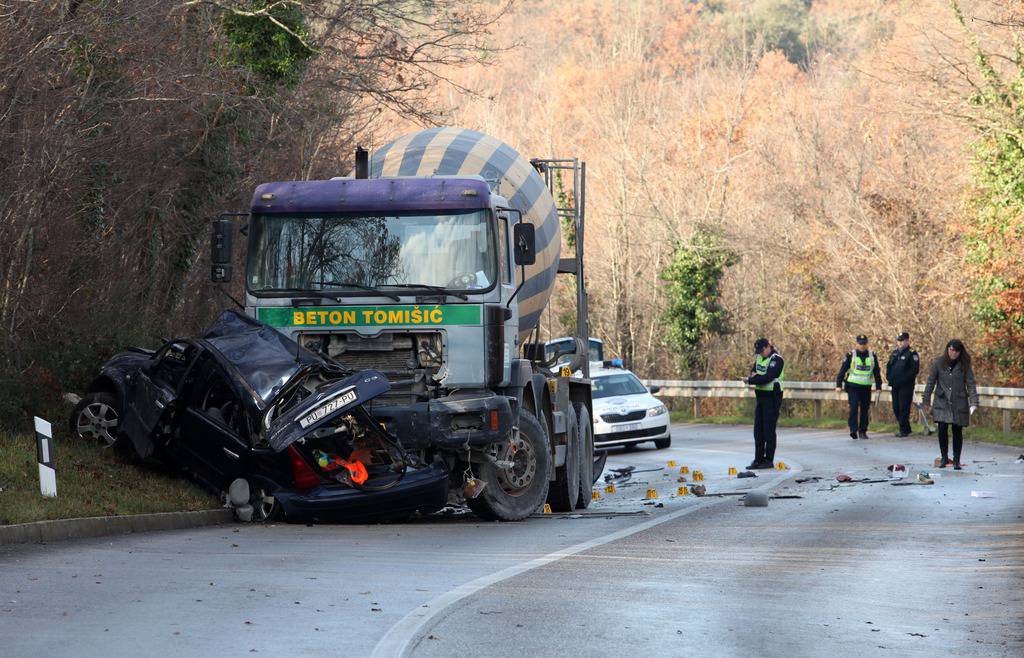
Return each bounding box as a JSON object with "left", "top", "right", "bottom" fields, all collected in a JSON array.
[{"left": 0, "top": 509, "right": 233, "bottom": 546}]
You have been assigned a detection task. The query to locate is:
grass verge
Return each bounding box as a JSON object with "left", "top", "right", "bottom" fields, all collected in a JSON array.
[
  {"left": 0, "top": 431, "right": 219, "bottom": 526},
  {"left": 669, "top": 411, "right": 1024, "bottom": 449}
]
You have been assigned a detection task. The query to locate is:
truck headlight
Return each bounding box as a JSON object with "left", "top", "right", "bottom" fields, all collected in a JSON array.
[{"left": 647, "top": 404, "right": 667, "bottom": 417}]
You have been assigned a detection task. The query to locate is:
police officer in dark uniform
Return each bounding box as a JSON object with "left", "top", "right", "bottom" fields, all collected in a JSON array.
[
  {"left": 743, "top": 338, "right": 785, "bottom": 469},
  {"left": 835, "top": 334, "right": 882, "bottom": 439},
  {"left": 885, "top": 331, "right": 920, "bottom": 437}
]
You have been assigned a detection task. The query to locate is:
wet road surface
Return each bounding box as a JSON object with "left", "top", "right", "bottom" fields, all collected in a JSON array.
[{"left": 1, "top": 425, "right": 1021, "bottom": 657}]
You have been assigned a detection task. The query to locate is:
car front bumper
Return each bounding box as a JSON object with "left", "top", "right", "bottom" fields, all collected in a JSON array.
[
  {"left": 274, "top": 461, "right": 449, "bottom": 523},
  {"left": 593, "top": 414, "right": 670, "bottom": 447}
]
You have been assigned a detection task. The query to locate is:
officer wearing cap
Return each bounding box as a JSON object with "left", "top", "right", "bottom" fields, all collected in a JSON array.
[
  {"left": 835, "top": 334, "right": 882, "bottom": 438},
  {"left": 742, "top": 338, "right": 784, "bottom": 469},
  {"left": 885, "top": 331, "right": 920, "bottom": 437}
]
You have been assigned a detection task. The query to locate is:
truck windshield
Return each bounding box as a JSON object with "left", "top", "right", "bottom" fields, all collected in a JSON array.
[{"left": 247, "top": 210, "right": 497, "bottom": 294}]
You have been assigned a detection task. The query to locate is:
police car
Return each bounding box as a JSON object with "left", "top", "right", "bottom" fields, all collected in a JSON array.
[{"left": 590, "top": 360, "right": 670, "bottom": 450}]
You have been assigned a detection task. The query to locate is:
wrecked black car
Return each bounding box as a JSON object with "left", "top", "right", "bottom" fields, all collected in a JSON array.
[{"left": 70, "top": 311, "right": 448, "bottom": 522}]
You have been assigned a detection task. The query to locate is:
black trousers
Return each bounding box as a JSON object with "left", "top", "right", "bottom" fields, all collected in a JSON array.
[
  {"left": 753, "top": 391, "right": 782, "bottom": 463},
  {"left": 891, "top": 383, "right": 915, "bottom": 435},
  {"left": 846, "top": 385, "right": 872, "bottom": 433},
  {"left": 937, "top": 422, "right": 964, "bottom": 461}
]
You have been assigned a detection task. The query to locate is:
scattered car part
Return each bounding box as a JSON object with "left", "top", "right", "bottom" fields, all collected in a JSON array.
[{"left": 743, "top": 491, "right": 769, "bottom": 507}]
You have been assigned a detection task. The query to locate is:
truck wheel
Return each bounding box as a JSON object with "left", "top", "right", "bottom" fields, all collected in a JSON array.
[
  {"left": 574, "top": 404, "right": 594, "bottom": 509},
  {"left": 467, "top": 410, "right": 551, "bottom": 521},
  {"left": 547, "top": 406, "right": 579, "bottom": 512}
]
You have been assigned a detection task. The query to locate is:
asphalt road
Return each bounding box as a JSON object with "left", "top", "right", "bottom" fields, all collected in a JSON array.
[{"left": 1, "top": 424, "right": 1021, "bottom": 657}]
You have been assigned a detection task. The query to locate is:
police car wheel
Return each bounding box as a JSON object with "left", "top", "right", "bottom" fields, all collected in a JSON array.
[
  {"left": 654, "top": 437, "right": 671, "bottom": 450},
  {"left": 467, "top": 409, "right": 551, "bottom": 521}
]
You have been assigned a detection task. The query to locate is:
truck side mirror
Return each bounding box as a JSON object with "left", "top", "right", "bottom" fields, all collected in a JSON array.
[
  {"left": 211, "top": 219, "right": 234, "bottom": 283},
  {"left": 513, "top": 223, "right": 536, "bottom": 266}
]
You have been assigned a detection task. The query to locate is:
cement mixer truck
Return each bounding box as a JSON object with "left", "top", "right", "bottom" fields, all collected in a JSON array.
[{"left": 210, "top": 128, "right": 598, "bottom": 521}]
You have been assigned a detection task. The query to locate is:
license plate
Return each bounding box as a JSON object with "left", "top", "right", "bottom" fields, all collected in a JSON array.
[
  {"left": 617, "top": 423, "right": 641, "bottom": 432},
  {"left": 299, "top": 387, "right": 358, "bottom": 428}
]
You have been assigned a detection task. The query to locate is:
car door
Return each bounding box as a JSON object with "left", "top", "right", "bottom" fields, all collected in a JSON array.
[
  {"left": 119, "top": 341, "right": 196, "bottom": 459},
  {"left": 174, "top": 361, "right": 251, "bottom": 489}
]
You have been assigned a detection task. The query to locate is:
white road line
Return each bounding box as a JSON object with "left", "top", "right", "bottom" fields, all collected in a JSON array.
[{"left": 370, "top": 459, "right": 802, "bottom": 658}]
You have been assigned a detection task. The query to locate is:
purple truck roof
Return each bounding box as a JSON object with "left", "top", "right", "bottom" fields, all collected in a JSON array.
[{"left": 250, "top": 177, "right": 492, "bottom": 214}]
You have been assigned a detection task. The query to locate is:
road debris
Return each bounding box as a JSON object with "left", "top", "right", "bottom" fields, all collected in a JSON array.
[
  {"left": 743, "top": 491, "right": 769, "bottom": 507},
  {"left": 887, "top": 464, "right": 907, "bottom": 480},
  {"left": 737, "top": 471, "right": 757, "bottom": 478},
  {"left": 689, "top": 484, "right": 707, "bottom": 496},
  {"left": 795, "top": 476, "right": 822, "bottom": 484},
  {"left": 971, "top": 491, "right": 996, "bottom": 498}
]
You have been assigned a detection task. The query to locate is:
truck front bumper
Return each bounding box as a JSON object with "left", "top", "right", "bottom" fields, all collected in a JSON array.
[{"left": 368, "top": 392, "right": 514, "bottom": 450}]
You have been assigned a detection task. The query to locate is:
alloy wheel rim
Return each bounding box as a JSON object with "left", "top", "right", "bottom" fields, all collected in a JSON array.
[{"left": 77, "top": 402, "right": 119, "bottom": 447}]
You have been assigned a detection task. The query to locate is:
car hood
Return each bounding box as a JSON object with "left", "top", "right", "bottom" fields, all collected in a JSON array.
[
  {"left": 592, "top": 393, "right": 660, "bottom": 417},
  {"left": 264, "top": 369, "right": 391, "bottom": 452},
  {"left": 201, "top": 310, "right": 328, "bottom": 405}
]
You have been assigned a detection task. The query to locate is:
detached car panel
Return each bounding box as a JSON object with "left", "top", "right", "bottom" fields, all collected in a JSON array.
[{"left": 73, "top": 310, "right": 447, "bottom": 523}]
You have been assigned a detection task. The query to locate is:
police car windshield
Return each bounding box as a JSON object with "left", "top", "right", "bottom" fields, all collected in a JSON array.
[
  {"left": 247, "top": 210, "right": 497, "bottom": 294},
  {"left": 592, "top": 373, "right": 648, "bottom": 399}
]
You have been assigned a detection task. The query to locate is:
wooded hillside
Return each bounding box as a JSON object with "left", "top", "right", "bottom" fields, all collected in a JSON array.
[{"left": 1, "top": 0, "right": 1021, "bottom": 428}]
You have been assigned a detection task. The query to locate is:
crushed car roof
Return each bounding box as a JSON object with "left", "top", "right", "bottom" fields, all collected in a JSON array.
[{"left": 201, "top": 310, "right": 326, "bottom": 405}]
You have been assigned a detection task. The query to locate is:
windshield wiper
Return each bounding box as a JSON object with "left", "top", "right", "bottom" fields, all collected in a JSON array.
[
  {"left": 386, "top": 284, "right": 469, "bottom": 300},
  {"left": 257, "top": 287, "right": 341, "bottom": 302},
  {"left": 311, "top": 281, "right": 401, "bottom": 301}
]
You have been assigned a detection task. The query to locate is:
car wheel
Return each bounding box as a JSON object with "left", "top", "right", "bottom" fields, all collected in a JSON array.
[
  {"left": 654, "top": 437, "right": 672, "bottom": 450},
  {"left": 574, "top": 403, "right": 595, "bottom": 508},
  {"left": 70, "top": 392, "right": 122, "bottom": 448},
  {"left": 547, "top": 405, "right": 579, "bottom": 512},
  {"left": 467, "top": 409, "right": 551, "bottom": 521},
  {"left": 250, "top": 486, "right": 283, "bottom": 523}
]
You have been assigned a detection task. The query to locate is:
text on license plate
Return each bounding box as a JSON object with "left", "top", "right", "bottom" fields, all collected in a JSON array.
[{"left": 616, "top": 423, "right": 641, "bottom": 432}]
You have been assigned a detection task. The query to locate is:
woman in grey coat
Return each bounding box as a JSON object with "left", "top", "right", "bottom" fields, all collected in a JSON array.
[{"left": 922, "top": 339, "right": 979, "bottom": 469}]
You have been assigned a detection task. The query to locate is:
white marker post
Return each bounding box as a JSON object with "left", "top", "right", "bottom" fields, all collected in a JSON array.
[{"left": 34, "top": 416, "right": 57, "bottom": 497}]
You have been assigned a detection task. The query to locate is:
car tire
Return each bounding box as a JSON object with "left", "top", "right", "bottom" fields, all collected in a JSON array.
[
  {"left": 70, "top": 392, "right": 123, "bottom": 449},
  {"left": 546, "top": 406, "right": 580, "bottom": 512},
  {"left": 250, "top": 485, "right": 284, "bottom": 523},
  {"left": 574, "top": 403, "right": 595, "bottom": 508},
  {"left": 467, "top": 409, "right": 552, "bottom": 522},
  {"left": 654, "top": 436, "right": 672, "bottom": 450}
]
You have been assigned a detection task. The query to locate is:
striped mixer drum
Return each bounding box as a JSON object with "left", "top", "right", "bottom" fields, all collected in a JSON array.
[{"left": 369, "top": 128, "right": 561, "bottom": 342}]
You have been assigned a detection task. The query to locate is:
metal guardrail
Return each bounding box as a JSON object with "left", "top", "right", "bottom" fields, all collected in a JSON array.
[{"left": 642, "top": 380, "right": 1024, "bottom": 434}]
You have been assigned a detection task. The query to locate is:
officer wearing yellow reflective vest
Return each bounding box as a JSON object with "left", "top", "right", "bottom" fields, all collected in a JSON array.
[
  {"left": 742, "top": 338, "right": 785, "bottom": 469},
  {"left": 835, "top": 334, "right": 883, "bottom": 439}
]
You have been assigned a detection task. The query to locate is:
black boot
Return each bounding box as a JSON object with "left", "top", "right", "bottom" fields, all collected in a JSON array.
[{"left": 938, "top": 456, "right": 950, "bottom": 468}]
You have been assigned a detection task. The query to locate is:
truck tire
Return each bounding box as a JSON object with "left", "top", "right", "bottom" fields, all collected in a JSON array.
[
  {"left": 574, "top": 404, "right": 595, "bottom": 509},
  {"left": 467, "top": 409, "right": 551, "bottom": 521},
  {"left": 546, "top": 406, "right": 579, "bottom": 512}
]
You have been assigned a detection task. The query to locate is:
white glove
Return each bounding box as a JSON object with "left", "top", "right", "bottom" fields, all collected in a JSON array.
[{"left": 969, "top": 405, "right": 977, "bottom": 416}]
